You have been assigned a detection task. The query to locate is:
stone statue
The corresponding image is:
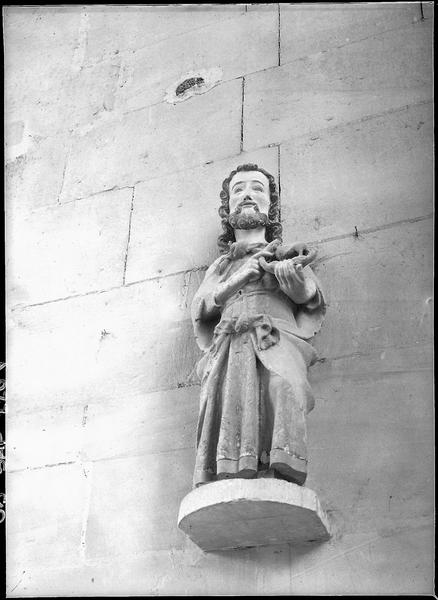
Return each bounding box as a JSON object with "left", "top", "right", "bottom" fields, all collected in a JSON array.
[{"left": 191, "top": 164, "right": 325, "bottom": 489}]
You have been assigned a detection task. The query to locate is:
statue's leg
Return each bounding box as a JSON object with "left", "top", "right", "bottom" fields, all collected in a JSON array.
[
  {"left": 215, "top": 332, "right": 260, "bottom": 480},
  {"left": 259, "top": 364, "right": 308, "bottom": 485}
]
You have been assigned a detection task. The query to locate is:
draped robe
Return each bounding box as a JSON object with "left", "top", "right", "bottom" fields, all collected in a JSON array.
[{"left": 191, "top": 243, "right": 325, "bottom": 488}]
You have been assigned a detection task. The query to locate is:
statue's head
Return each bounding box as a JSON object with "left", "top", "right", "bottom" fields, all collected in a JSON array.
[{"left": 217, "top": 164, "right": 282, "bottom": 253}]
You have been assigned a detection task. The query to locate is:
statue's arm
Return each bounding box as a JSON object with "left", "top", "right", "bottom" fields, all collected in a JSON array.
[
  {"left": 213, "top": 246, "right": 277, "bottom": 308},
  {"left": 192, "top": 261, "right": 223, "bottom": 322},
  {"left": 195, "top": 244, "right": 278, "bottom": 321},
  {"left": 277, "top": 261, "right": 317, "bottom": 304}
]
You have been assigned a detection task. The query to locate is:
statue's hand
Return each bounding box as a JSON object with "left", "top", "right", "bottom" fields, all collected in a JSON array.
[
  {"left": 214, "top": 244, "right": 277, "bottom": 307},
  {"left": 270, "top": 259, "right": 317, "bottom": 304},
  {"left": 233, "top": 249, "right": 275, "bottom": 285}
]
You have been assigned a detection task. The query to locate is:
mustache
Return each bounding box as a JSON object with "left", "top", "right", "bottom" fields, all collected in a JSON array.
[{"left": 233, "top": 200, "right": 260, "bottom": 214}]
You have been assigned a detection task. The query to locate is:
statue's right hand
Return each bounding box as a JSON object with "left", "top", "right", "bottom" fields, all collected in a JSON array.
[
  {"left": 234, "top": 247, "right": 276, "bottom": 284},
  {"left": 214, "top": 243, "right": 277, "bottom": 306},
  {"left": 234, "top": 256, "right": 265, "bottom": 284}
]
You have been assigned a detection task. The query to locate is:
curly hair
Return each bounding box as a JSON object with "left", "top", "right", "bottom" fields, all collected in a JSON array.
[{"left": 217, "top": 164, "right": 282, "bottom": 253}]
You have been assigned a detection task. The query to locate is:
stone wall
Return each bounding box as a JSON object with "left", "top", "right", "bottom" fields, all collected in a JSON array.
[{"left": 5, "top": 4, "right": 433, "bottom": 595}]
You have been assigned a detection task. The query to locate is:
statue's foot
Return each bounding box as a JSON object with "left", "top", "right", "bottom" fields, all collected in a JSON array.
[
  {"left": 271, "top": 462, "right": 306, "bottom": 486},
  {"left": 257, "top": 466, "right": 306, "bottom": 486},
  {"left": 216, "top": 468, "right": 257, "bottom": 481}
]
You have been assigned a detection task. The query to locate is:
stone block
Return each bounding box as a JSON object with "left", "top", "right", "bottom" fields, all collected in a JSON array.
[
  {"left": 82, "top": 386, "right": 199, "bottom": 463},
  {"left": 7, "top": 404, "right": 85, "bottom": 472},
  {"left": 3, "top": 6, "right": 81, "bottom": 58},
  {"left": 280, "top": 3, "right": 420, "bottom": 64},
  {"left": 159, "top": 542, "right": 293, "bottom": 596},
  {"left": 116, "top": 7, "right": 278, "bottom": 112},
  {"left": 279, "top": 101, "right": 433, "bottom": 241},
  {"left": 83, "top": 5, "right": 244, "bottom": 66},
  {"left": 306, "top": 364, "right": 434, "bottom": 534},
  {"left": 7, "top": 274, "right": 202, "bottom": 413},
  {"left": 4, "top": 7, "right": 82, "bottom": 139},
  {"left": 244, "top": 21, "right": 432, "bottom": 150},
  {"left": 60, "top": 79, "right": 242, "bottom": 202},
  {"left": 304, "top": 218, "right": 433, "bottom": 359},
  {"left": 7, "top": 542, "right": 294, "bottom": 596},
  {"left": 4, "top": 10, "right": 126, "bottom": 139},
  {"left": 125, "top": 146, "right": 278, "bottom": 282},
  {"left": 85, "top": 449, "right": 194, "bottom": 558},
  {"left": 288, "top": 526, "right": 434, "bottom": 595},
  {"left": 65, "top": 59, "right": 124, "bottom": 135},
  {"left": 7, "top": 187, "right": 133, "bottom": 307},
  {"left": 178, "top": 479, "right": 330, "bottom": 551},
  {"left": 6, "top": 463, "right": 89, "bottom": 572},
  {"left": 7, "top": 552, "right": 176, "bottom": 597},
  {"left": 7, "top": 385, "right": 199, "bottom": 472}
]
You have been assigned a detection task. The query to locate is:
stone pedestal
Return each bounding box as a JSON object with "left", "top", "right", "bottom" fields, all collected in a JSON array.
[{"left": 177, "top": 478, "right": 331, "bottom": 552}]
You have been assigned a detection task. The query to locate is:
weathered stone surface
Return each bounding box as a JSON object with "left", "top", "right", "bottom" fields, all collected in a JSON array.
[
  {"left": 7, "top": 463, "right": 89, "bottom": 573},
  {"left": 116, "top": 6, "right": 278, "bottom": 112},
  {"left": 7, "top": 274, "right": 201, "bottom": 413},
  {"left": 4, "top": 8, "right": 123, "bottom": 141},
  {"left": 307, "top": 362, "right": 434, "bottom": 531},
  {"left": 83, "top": 5, "right": 244, "bottom": 66},
  {"left": 6, "top": 386, "right": 198, "bottom": 473},
  {"left": 307, "top": 218, "right": 433, "bottom": 359},
  {"left": 280, "top": 102, "right": 433, "bottom": 241},
  {"left": 288, "top": 526, "right": 433, "bottom": 595},
  {"left": 5, "top": 135, "right": 69, "bottom": 209},
  {"left": 9, "top": 529, "right": 433, "bottom": 597},
  {"left": 60, "top": 78, "right": 242, "bottom": 202},
  {"left": 125, "top": 147, "right": 278, "bottom": 282},
  {"left": 4, "top": 9, "right": 124, "bottom": 140},
  {"left": 7, "top": 404, "right": 85, "bottom": 472},
  {"left": 82, "top": 386, "right": 199, "bottom": 463},
  {"left": 7, "top": 187, "right": 133, "bottom": 307},
  {"left": 7, "top": 542, "right": 294, "bottom": 597},
  {"left": 85, "top": 449, "right": 194, "bottom": 557},
  {"left": 4, "top": 7, "right": 80, "bottom": 138},
  {"left": 280, "top": 3, "right": 421, "bottom": 64},
  {"left": 244, "top": 21, "right": 432, "bottom": 150},
  {"left": 179, "top": 479, "right": 330, "bottom": 551}
]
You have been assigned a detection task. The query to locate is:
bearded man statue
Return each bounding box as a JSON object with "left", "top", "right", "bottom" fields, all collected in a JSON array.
[{"left": 191, "top": 164, "right": 325, "bottom": 488}]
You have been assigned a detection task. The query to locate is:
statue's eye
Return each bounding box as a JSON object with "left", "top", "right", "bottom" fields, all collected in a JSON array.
[{"left": 253, "top": 185, "right": 263, "bottom": 192}]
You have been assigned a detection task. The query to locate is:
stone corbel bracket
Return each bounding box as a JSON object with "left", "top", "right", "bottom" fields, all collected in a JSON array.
[{"left": 178, "top": 478, "right": 331, "bottom": 552}]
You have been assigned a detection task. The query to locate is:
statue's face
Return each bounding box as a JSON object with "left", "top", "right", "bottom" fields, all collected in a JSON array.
[{"left": 229, "top": 171, "right": 270, "bottom": 218}]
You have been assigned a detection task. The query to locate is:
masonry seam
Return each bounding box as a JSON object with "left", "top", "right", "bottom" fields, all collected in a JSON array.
[
  {"left": 240, "top": 77, "right": 245, "bottom": 152},
  {"left": 122, "top": 187, "right": 135, "bottom": 285},
  {"left": 277, "top": 3, "right": 281, "bottom": 66},
  {"left": 277, "top": 144, "right": 281, "bottom": 223},
  {"left": 56, "top": 144, "right": 71, "bottom": 204},
  {"left": 309, "top": 213, "right": 433, "bottom": 246}
]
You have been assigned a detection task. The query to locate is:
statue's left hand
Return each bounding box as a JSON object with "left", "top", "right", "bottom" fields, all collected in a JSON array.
[{"left": 260, "top": 258, "right": 317, "bottom": 304}]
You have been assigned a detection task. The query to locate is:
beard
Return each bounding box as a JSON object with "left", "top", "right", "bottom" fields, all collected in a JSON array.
[{"left": 228, "top": 204, "right": 270, "bottom": 230}]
